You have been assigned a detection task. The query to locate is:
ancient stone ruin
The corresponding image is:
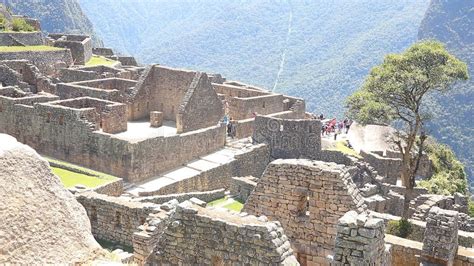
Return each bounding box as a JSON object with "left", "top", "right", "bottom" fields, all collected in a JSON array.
[{"left": 1, "top": 11, "right": 474, "bottom": 266}]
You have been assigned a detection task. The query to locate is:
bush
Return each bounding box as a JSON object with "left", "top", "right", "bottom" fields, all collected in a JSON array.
[
  {"left": 0, "top": 15, "right": 6, "bottom": 31},
  {"left": 468, "top": 200, "right": 474, "bottom": 218},
  {"left": 386, "top": 219, "right": 412, "bottom": 238},
  {"left": 418, "top": 138, "right": 468, "bottom": 196},
  {"left": 11, "top": 17, "right": 34, "bottom": 32}
]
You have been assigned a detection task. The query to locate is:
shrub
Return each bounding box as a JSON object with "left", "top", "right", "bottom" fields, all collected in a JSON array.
[
  {"left": 418, "top": 138, "right": 468, "bottom": 196},
  {"left": 468, "top": 200, "right": 474, "bottom": 218},
  {"left": 11, "top": 17, "right": 34, "bottom": 32},
  {"left": 0, "top": 14, "right": 6, "bottom": 31},
  {"left": 386, "top": 219, "right": 412, "bottom": 238}
]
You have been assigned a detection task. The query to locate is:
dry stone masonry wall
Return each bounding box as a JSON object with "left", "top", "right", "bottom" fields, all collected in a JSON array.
[
  {"left": 152, "top": 200, "right": 299, "bottom": 265},
  {"left": 330, "top": 211, "right": 388, "bottom": 265},
  {"left": 244, "top": 159, "right": 367, "bottom": 265}
]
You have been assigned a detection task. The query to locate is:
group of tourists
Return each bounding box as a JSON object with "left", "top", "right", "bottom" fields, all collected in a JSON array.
[{"left": 320, "top": 114, "right": 352, "bottom": 137}]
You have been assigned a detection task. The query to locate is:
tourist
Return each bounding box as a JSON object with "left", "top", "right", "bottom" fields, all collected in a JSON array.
[
  {"left": 227, "top": 117, "right": 233, "bottom": 137},
  {"left": 319, "top": 114, "right": 324, "bottom": 120},
  {"left": 345, "top": 119, "right": 352, "bottom": 134}
]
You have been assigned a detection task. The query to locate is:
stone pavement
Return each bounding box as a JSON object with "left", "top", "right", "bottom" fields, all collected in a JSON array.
[{"left": 125, "top": 138, "right": 257, "bottom": 196}]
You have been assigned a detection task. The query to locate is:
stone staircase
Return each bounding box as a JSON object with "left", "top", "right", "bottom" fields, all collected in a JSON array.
[{"left": 124, "top": 137, "right": 255, "bottom": 197}]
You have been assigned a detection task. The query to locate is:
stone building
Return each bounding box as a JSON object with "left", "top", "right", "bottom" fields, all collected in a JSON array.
[{"left": 244, "top": 159, "right": 367, "bottom": 265}]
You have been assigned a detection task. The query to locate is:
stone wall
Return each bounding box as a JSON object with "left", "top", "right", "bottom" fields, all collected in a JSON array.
[
  {"left": 253, "top": 116, "right": 322, "bottom": 159},
  {"left": 135, "top": 189, "right": 226, "bottom": 205},
  {"left": 50, "top": 34, "right": 92, "bottom": 65},
  {"left": 244, "top": 159, "right": 367, "bottom": 264},
  {"left": 0, "top": 32, "right": 44, "bottom": 46},
  {"left": 386, "top": 234, "right": 474, "bottom": 266},
  {"left": 0, "top": 49, "right": 73, "bottom": 75},
  {"left": 330, "top": 211, "right": 388, "bottom": 265},
  {"left": 177, "top": 72, "right": 224, "bottom": 133},
  {"left": 76, "top": 191, "right": 165, "bottom": 246},
  {"left": 229, "top": 94, "right": 286, "bottom": 119},
  {"left": 140, "top": 143, "right": 270, "bottom": 196},
  {"left": 129, "top": 65, "right": 223, "bottom": 132},
  {"left": 421, "top": 207, "right": 459, "bottom": 265},
  {"left": 229, "top": 176, "right": 257, "bottom": 202},
  {"left": 0, "top": 95, "right": 226, "bottom": 182},
  {"left": 361, "top": 150, "right": 433, "bottom": 184},
  {"left": 90, "top": 178, "right": 124, "bottom": 197},
  {"left": 93, "top": 47, "right": 114, "bottom": 56},
  {"left": 151, "top": 200, "right": 299, "bottom": 265}
]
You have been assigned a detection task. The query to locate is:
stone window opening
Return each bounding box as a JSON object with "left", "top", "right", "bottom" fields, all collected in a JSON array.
[
  {"left": 58, "top": 115, "right": 64, "bottom": 125},
  {"left": 297, "top": 193, "right": 310, "bottom": 218},
  {"left": 90, "top": 206, "right": 97, "bottom": 223},
  {"left": 262, "top": 101, "right": 266, "bottom": 108},
  {"left": 46, "top": 112, "right": 51, "bottom": 123},
  {"left": 115, "top": 211, "right": 122, "bottom": 229},
  {"left": 0, "top": 104, "right": 3, "bottom": 112},
  {"left": 146, "top": 101, "right": 149, "bottom": 111}
]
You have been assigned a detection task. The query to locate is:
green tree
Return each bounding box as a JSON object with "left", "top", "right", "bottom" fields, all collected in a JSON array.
[{"left": 346, "top": 40, "right": 468, "bottom": 219}]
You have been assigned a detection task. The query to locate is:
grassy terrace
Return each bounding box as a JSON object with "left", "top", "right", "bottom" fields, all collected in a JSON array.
[
  {"left": 46, "top": 157, "right": 118, "bottom": 189},
  {"left": 329, "top": 140, "right": 362, "bottom": 159},
  {"left": 0, "top": 45, "right": 65, "bottom": 52},
  {"left": 86, "top": 55, "right": 119, "bottom": 66},
  {"left": 207, "top": 197, "right": 244, "bottom": 212}
]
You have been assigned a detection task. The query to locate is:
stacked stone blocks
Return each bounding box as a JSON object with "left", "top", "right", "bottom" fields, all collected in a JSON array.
[
  {"left": 331, "top": 211, "right": 388, "bottom": 265},
  {"left": 421, "top": 206, "right": 459, "bottom": 265}
]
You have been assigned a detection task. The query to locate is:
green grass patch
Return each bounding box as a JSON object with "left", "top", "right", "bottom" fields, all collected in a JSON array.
[
  {"left": 329, "top": 140, "right": 362, "bottom": 158},
  {"left": 86, "top": 55, "right": 119, "bottom": 66},
  {"left": 45, "top": 156, "right": 117, "bottom": 189},
  {"left": 0, "top": 45, "right": 65, "bottom": 52},
  {"left": 207, "top": 197, "right": 244, "bottom": 212},
  {"left": 222, "top": 201, "right": 244, "bottom": 212},
  {"left": 207, "top": 197, "right": 229, "bottom": 207},
  {"left": 386, "top": 219, "right": 413, "bottom": 238},
  {"left": 51, "top": 167, "right": 115, "bottom": 188}
]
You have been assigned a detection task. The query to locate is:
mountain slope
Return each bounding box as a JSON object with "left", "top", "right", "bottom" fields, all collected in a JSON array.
[
  {"left": 79, "top": 0, "right": 429, "bottom": 112},
  {"left": 0, "top": 0, "right": 102, "bottom": 46},
  {"left": 418, "top": 0, "right": 474, "bottom": 185}
]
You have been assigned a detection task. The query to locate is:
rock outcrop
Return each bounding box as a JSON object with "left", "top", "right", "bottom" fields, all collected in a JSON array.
[{"left": 0, "top": 134, "right": 103, "bottom": 264}]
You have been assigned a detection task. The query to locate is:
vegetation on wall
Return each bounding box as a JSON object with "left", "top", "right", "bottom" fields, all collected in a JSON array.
[
  {"left": 418, "top": 138, "right": 468, "bottom": 196},
  {"left": 11, "top": 17, "right": 34, "bottom": 32},
  {"left": 0, "top": 0, "right": 103, "bottom": 46}
]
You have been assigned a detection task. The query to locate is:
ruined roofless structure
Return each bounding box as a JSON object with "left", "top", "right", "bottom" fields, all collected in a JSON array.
[{"left": 2, "top": 13, "right": 474, "bottom": 266}]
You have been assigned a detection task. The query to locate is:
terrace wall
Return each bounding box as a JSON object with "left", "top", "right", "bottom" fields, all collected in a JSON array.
[{"left": 0, "top": 49, "right": 73, "bottom": 75}]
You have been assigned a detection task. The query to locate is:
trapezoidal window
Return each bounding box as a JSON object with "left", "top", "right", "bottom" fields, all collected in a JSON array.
[
  {"left": 115, "top": 211, "right": 122, "bottom": 229},
  {"left": 297, "top": 193, "right": 310, "bottom": 218},
  {"left": 58, "top": 115, "right": 64, "bottom": 125},
  {"left": 90, "top": 206, "right": 97, "bottom": 223},
  {"left": 46, "top": 112, "right": 51, "bottom": 123},
  {"left": 262, "top": 101, "right": 266, "bottom": 108}
]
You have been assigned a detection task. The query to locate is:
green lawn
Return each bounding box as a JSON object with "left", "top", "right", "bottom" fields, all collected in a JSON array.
[
  {"left": 0, "top": 45, "right": 65, "bottom": 52},
  {"left": 207, "top": 197, "right": 228, "bottom": 207},
  {"left": 330, "top": 141, "right": 362, "bottom": 159},
  {"left": 46, "top": 156, "right": 118, "bottom": 189},
  {"left": 86, "top": 55, "right": 119, "bottom": 66},
  {"left": 222, "top": 201, "right": 244, "bottom": 212},
  {"left": 207, "top": 197, "right": 244, "bottom": 212}
]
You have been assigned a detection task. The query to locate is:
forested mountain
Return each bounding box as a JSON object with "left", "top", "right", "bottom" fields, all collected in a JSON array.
[
  {"left": 0, "top": 0, "right": 102, "bottom": 46},
  {"left": 418, "top": 0, "right": 474, "bottom": 185},
  {"left": 79, "top": 0, "right": 429, "bottom": 112}
]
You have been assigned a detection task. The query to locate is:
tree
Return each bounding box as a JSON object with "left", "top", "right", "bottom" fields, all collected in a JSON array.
[{"left": 346, "top": 40, "right": 468, "bottom": 219}]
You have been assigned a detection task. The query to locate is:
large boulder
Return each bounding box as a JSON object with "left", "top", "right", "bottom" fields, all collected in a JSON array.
[{"left": 0, "top": 134, "right": 104, "bottom": 264}]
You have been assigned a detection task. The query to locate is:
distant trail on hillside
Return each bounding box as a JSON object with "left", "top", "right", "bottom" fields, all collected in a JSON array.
[{"left": 272, "top": 2, "right": 293, "bottom": 92}]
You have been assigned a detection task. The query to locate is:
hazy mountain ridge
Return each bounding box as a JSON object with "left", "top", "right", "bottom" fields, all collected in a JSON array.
[
  {"left": 0, "top": 0, "right": 102, "bottom": 46},
  {"left": 418, "top": 0, "right": 474, "bottom": 184}
]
